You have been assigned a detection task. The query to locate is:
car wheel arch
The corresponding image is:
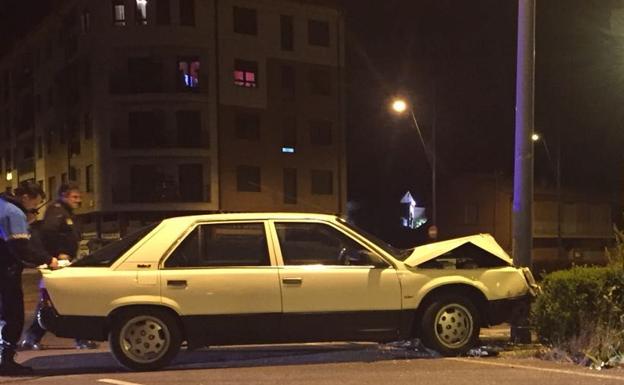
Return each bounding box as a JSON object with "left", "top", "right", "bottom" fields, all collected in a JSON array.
[
  {"left": 107, "top": 305, "right": 186, "bottom": 340},
  {"left": 413, "top": 284, "right": 489, "bottom": 333}
]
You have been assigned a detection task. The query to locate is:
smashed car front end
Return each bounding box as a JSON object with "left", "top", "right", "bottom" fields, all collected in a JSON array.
[{"left": 400, "top": 234, "right": 540, "bottom": 326}]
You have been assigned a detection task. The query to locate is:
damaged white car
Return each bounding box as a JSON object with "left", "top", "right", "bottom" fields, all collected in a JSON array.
[{"left": 38, "top": 213, "right": 537, "bottom": 371}]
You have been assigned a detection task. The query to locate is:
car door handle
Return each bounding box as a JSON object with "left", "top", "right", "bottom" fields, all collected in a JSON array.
[
  {"left": 282, "top": 277, "right": 303, "bottom": 285},
  {"left": 167, "top": 280, "right": 187, "bottom": 288}
]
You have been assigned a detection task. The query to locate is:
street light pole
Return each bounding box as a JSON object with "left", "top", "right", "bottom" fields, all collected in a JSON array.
[
  {"left": 512, "top": 0, "right": 536, "bottom": 344},
  {"left": 393, "top": 98, "right": 437, "bottom": 235},
  {"left": 533, "top": 133, "right": 563, "bottom": 258},
  {"left": 431, "top": 92, "right": 437, "bottom": 228}
]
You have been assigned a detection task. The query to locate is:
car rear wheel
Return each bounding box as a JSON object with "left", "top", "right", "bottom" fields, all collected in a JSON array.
[
  {"left": 109, "top": 309, "right": 182, "bottom": 371},
  {"left": 420, "top": 294, "right": 480, "bottom": 356}
]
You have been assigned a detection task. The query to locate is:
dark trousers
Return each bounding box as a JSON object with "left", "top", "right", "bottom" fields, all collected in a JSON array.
[
  {"left": 0, "top": 263, "right": 24, "bottom": 357},
  {"left": 24, "top": 301, "right": 46, "bottom": 343}
]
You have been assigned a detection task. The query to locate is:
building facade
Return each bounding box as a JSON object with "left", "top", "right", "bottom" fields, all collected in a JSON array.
[
  {"left": 437, "top": 174, "right": 614, "bottom": 272},
  {"left": 0, "top": 0, "right": 346, "bottom": 238}
]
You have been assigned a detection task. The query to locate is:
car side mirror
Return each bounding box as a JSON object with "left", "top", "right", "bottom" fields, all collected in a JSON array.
[{"left": 357, "top": 250, "right": 390, "bottom": 268}]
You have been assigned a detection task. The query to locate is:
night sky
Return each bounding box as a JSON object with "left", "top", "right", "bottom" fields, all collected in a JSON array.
[
  {"left": 2, "top": 0, "right": 623, "bottom": 242},
  {"left": 343, "top": 0, "right": 624, "bottom": 240}
]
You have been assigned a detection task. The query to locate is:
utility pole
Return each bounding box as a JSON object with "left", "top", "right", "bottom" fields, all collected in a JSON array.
[{"left": 511, "top": 0, "right": 535, "bottom": 343}]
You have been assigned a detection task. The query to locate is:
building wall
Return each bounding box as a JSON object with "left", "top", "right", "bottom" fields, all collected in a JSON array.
[
  {"left": 0, "top": 0, "right": 346, "bottom": 233},
  {"left": 437, "top": 174, "right": 613, "bottom": 271}
]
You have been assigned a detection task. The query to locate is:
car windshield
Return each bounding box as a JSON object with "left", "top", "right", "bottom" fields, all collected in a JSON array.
[
  {"left": 72, "top": 223, "right": 159, "bottom": 267},
  {"left": 337, "top": 218, "right": 411, "bottom": 260}
]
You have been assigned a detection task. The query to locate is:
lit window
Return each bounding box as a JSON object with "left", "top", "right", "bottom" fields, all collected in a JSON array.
[
  {"left": 136, "top": 0, "right": 148, "bottom": 25},
  {"left": 178, "top": 58, "right": 200, "bottom": 89},
  {"left": 113, "top": 1, "right": 126, "bottom": 26},
  {"left": 233, "top": 59, "right": 258, "bottom": 88}
]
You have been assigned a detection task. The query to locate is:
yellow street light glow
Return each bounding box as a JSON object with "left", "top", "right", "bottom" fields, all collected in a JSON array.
[
  {"left": 531, "top": 133, "right": 540, "bottom": 142},
  {"left": 5, "top": 171, "right": 12, "bottom": 181},
  {"left": 392, "top": 99, "right": 408, "bottom": 113}
]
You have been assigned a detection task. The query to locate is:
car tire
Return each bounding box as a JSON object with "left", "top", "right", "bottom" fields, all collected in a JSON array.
[
  {"left": 109, "top": 308, "right": 182, "bottom": 371},
  {"left": 420, "top": 294, "right": 480, "bottom": 356}
]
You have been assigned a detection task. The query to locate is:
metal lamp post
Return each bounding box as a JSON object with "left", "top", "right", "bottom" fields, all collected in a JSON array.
[
  {"left": 391, "top": 98, "right": 437, "bottom": 236},
  {"left": 532, "top": 133, "right": 563, "bottom": 259}
]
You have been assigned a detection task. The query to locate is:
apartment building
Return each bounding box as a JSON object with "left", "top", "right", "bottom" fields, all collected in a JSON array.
[{"left": 0, "top": 0, "right": 346, "bottom": 237}]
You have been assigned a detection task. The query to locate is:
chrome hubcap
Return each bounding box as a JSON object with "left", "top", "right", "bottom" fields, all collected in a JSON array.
[
  {"left": 434, "top": 303, "right": 473, "bottom": 348},
  {"left": 120, "top": 316, "right": 170, "bottom": 363}
]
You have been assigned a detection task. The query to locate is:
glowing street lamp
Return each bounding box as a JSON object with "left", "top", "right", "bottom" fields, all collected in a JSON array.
[{"left": 392, "top": 99, "right": 407, "bottom": 113}]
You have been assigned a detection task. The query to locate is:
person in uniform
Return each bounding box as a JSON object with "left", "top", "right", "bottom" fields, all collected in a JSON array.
[
  {"left": 20, "top": 182, "right": 98, "bottom": 350},
  {"left": 0, "top": 181, "right": 58, "bottom": 375}
]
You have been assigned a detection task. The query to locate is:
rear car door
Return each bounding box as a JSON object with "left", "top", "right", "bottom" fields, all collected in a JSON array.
[
  {"left": 160, "top": 221, "right": 282, "bottom": 346},
  {"left": 271, "top": 220, "right": 403, "bottom": 342}
]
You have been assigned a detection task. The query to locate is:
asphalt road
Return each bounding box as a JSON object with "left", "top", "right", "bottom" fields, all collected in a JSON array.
[{"left": 3, "top": 343, "right": 624, "bottom": 385}]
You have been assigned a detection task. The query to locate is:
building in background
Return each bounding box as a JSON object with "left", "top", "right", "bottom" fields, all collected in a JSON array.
[
  {"left": 437, "top": 174, "right": 614, "bottom": 272},
  {"left": 0, "top": 0, "right": 346, "bottom": 239}
]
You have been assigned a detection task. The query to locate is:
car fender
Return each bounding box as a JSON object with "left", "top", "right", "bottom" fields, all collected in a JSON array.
[
  {"left": 399, "top": 267, "right": 531, "bottom": 311},
  {"left": 407, "top": 275, "right": 490, "bottom": 310},
  {"left": 159, "top": 296, "right": 186, "bottom": 315},
  {"left": 109, "top": 295, "right": 165, "bottom": 311}
]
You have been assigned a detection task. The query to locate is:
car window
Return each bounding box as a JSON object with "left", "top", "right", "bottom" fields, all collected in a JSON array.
[
  {"left": 164, "top": 222, "right": 269, "bottom": 267},
  {"left": 337, "top": 218, "right": 408, "bottom": 259},
  {"left": 275, "top": 222, "right": 372, "bottom": 266},
  {"left": 72, "top": 223, "right": 159, "bottom": 267}
]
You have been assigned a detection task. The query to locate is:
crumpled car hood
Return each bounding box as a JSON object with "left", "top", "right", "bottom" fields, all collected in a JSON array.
[{"left": 403, "top": 233, "right": 514, "bottom": 268}]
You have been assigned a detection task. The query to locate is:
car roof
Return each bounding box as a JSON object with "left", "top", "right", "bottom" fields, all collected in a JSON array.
[{"left": 161, "top": 212, "right": 340, "bottom": 225}]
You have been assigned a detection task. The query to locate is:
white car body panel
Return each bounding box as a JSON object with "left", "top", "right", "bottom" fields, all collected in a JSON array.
[
  {"left": 278, "top": 266, "right": 402, "bottom": 312},
  {"left": 402, "top": 233, "right": 513, "bottom": 268},
  {"left": 397, "top": 267, "right": 532, "bottom": 309},
  {"left": 160, "top": 268, "right": 283, "bottom": 315},
  {"left": 43, "top": 268, "right": 160, "bottom": 316}
]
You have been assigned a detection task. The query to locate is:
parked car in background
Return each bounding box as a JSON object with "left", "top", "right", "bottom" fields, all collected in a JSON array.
[{"left": 38, "top": 213, "right": 537, "bottom": 371}]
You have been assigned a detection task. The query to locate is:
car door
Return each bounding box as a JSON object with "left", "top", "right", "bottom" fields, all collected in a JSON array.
[
  {"left": 270, "top": 220, "right": 403, "bottom": 342},
  {"left": 160, "top": 221, "right": 282, "bottom": 346}
]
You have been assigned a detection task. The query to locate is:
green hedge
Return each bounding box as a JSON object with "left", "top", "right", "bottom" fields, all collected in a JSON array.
[{"left": 531, "top": 266, "right": 624, "bottom": 343}]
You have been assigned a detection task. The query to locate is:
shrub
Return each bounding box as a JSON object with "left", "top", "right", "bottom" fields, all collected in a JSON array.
[{"left": 532, "top": 266, "right": 624, "bottom": 364}]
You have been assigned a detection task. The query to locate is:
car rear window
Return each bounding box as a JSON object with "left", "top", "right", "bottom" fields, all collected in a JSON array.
[{"left": 72, "top": 223, "right": 159, "bottom": 267}]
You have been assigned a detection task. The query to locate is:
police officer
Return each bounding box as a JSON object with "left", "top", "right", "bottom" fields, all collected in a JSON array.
[
  {"left": 0, "top": 181, "right": 58, "bottom": 376},
  {"left": 21, "top": 182, "right": 97, "bottom": 350}
]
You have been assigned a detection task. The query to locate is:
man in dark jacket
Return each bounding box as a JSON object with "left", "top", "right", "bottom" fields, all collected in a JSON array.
[
  {"left": 20, "top": 182, "right": 97, "bottom": 350},
  {"left": 0, "top": 181, "right": 58, "bottom": 376}
]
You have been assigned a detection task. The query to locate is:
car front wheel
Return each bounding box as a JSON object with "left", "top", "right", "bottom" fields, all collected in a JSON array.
[
  {"left": 109, "top": 309, "right": 182, "bottom": 371},
  {"left": 420, "top": 294, "right": 480, "bottom": 356}
]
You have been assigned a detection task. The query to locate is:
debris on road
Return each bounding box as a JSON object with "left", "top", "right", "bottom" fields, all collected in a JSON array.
[
  {"left": 381, "top": 339, "right": 441, "bottom": 358},
  {"left": 465, "top": 345, "right": 501, "bottom": 357}
]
